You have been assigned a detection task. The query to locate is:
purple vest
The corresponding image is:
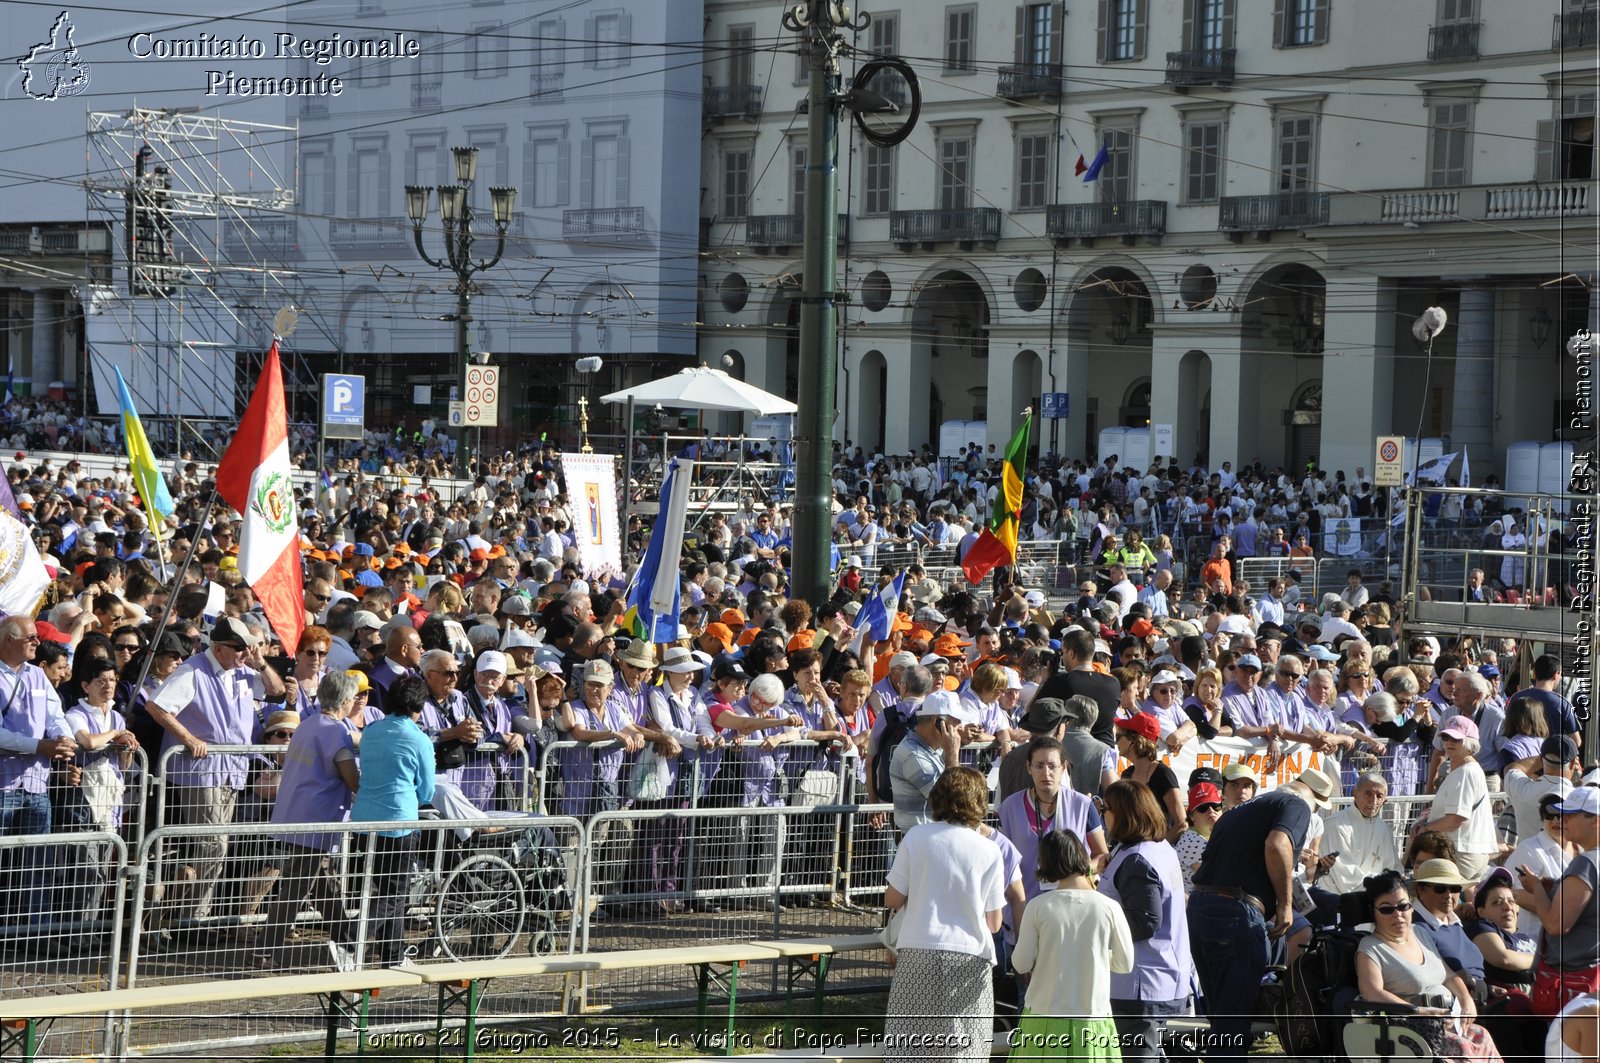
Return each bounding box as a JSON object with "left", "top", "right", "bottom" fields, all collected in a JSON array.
[
  {"left": 0, "top": 665, "right": 62, "bottom": 793},
  {"left": 1100, "top": 840, "right": 1193, "bottom": 1003},
  {"left": 271, "top": 713, "right": 356, "bottom": 851},
  {"left": 162, "top": 654, "right": 257, "bottom": 789},
  {"left": 419, "top": 688, "right": 471, "bottom": 790},
  {"left": 998, "top": 788, "right": 1097, "bottom": 901}
]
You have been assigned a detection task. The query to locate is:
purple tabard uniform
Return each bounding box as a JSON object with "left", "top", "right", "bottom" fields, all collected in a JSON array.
[{"left": 271, "top": 713, "right": 356, "bottom": 851}]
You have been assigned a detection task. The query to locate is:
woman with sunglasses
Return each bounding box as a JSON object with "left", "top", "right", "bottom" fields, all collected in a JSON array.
[
  {"left": 62, "top": 657, "right": 138, "bottom": 917},
  {"left": 287, "top": 626, "right": 333, "bottom": 720},
  {"left": 1354, "top": 870, "right": 1490, "bottom": 1058}
]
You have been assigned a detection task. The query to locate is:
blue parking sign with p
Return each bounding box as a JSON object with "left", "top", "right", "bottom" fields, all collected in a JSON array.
[{"left": 322, "top": 374, "right": 365, "bottom": 439}]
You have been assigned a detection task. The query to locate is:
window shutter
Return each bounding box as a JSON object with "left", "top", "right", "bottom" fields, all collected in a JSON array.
[
  {"left": 615, "top": 135, "right": 631, "bottom": 206},
  {"left": 521, "top": 139, "right": 537, "bottom": 202},
  {"left": 1534, "top": 119, "right": 1558, "bottom": 181},
  {"left": 1221, "top": 0, "right": 1237, "bottom": 48},
  {"left": 1181, "top": 0, "right": 1195, "bottom": 51},
  {"left": 1015, "top": 6, "right": 1026, "bottom": 65},
  {"left": 378, "top": 147, "right": 391, "bottom": 215},
  {"left": 1313, "top": 0, "right": 1331, "bottom": 43},
  {"left": 619, "top": 12, "right": 633, "bottom": 64},
  {"left": 583, "top": 16, "right": 597, "bottom": 65},
  {"left": 497, "top": 33, "right": 509, "bottom": 76},
  {"left": 322, "top": 156, "right": 336, "bottom": 216},
  {"left": 1133, "top": 0, "right": 1149, "bottom": 60},
  {"left": 580, "top": 139, "right": 595, "bottom": 209},
  {"left": 1272, "top": 0, "right": 1287, "bottom": 47},
  {"left": 1096, "top": 0, "right": 1110, "bottom": 62},
  {"left": 346, "top": 151, "right": 359, "bottom": 214},
  {"left": 557, "top": 141, "right": 571, "bottom": 205},
  {"left": 1051, "top": 2, "right": 1066, "bottom": 64}
]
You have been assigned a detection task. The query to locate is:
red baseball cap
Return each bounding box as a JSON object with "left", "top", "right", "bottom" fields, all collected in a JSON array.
[
  {"left": 1114, "top": 711, "right": 1161, "bottom": 743},
  {"left": 34, "top": 621, "right": 70, "bottom": 645}
]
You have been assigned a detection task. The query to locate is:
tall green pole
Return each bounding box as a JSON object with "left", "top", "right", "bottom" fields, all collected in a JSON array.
[{"left": 791, "top": 8, "right": 841, "bottom": 609}]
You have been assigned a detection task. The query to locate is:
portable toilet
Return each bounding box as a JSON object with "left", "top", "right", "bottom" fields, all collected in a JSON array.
[
  {"left": 939, "top": 420, "right": 974, "bottom": 460},
  {"left": 1120, "top": 427, "right": 1152, "bottom": 474},
  {"left": 1503, "top": 440, "right": 1542, "bottom": 512},
  {"left": 1539, "top": 440, "right": 1576, "bottom": 513},
  {"left": 1098, "top": 426, "right": 1128, "bottom": 467}
]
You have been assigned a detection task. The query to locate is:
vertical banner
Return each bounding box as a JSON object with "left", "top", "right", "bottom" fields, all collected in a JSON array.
[{"left": 559, "top": 451, "right": 621, "bottom": 575}]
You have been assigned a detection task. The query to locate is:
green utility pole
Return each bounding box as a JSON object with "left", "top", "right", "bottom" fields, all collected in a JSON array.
[{"left": 787, "top": 2, "right": 851, "bottom": 609}]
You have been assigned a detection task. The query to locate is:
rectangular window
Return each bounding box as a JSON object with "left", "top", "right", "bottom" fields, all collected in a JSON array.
[
  {"left": 938, "top": 137, "right": 972, "bottom": 210},
  {"left": 945, "top": 7, "right": 976, "bottom": 73},
  {"left": 722, "top": 148, "right": 751, "bottom": 220},
  {"left": 1025, "top": 3, "right": 1055, "bottom": 65},
  {"left": 1276, "top": 115, "right": 1316, "bottom": 191},
  {"left": 590, "top": 134, "right": 619, "bottom": 209},
  {"left": 594, "top": 13, "right": 625, "bottom": 66},
  {"left": 1098, "top": 125, "right": 1136, "bottom": 203},
  {"left": 867, "top": 13, "right": 901, "bottom": 101},
  {"left": 1183, "top": 120, "right": 1223, "bottom": 203},
  {"left": 527, "top": 137, "right": 569, "bottom": 207},
  {"left": 1427, "top": 101, "right": 1471, "bottom": 187},
  {"left": 1276, "top": 0, "right": 1329, "bottom": 46},
  {"left": 1438, "top": 0, "right": 1475, "bottom": 23},
  {"left": 864, "top": 144, "right": 895, "bottom": 215},
  {"left": 791, "top": 145, "right": 807, "bottom": 207},
  {"left": 729, "top": 25, "right": 754, "bottom": 86},
  {"left": 1016, "top": 132, "right": 1051, "bottom": 210},
  {"left": 1197, "top": 0, "right": 1225, "bottom": 49},
  {"left": 302, "top": 150, "right": 333, "bottom": 217},
  {"left": 1109, "top": 0, "right": 1140, "bottom": 59},
  {"left": 466, "top": 132, "right": 508, "bottom": 213},
  {"left": 533, "top": 19, "right": 564, "bottom": 99},
  {"left": 352, "top": 147, "right": 384, "bottom": 216},
  {"left": 470, "top": 25, "right": 507, "bottom": 78}
]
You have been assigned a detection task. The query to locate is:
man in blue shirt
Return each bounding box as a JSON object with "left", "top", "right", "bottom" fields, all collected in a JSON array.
[
  {"left": 1512, "top": 655, "right": 1582, "bottom": 751},
  {"left": 347, "top": 676, "right": 435, "bottom": 968}
]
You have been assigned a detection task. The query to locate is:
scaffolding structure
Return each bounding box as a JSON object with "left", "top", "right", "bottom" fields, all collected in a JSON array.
[{"left": 83, "top": 106, "right": 303, "bottom": 458}]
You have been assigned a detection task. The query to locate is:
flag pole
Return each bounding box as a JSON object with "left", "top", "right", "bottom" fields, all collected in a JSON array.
[{"left": 128, "top": 480, "right": 220, "bottom": 700}]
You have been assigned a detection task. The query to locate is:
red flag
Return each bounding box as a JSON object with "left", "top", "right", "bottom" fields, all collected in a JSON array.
[
  {"left": 216, "top": 342, "right": 305, "bottom": 653},
  {"left": 1073, "top": 153, "right": 1088, "bottom": 176},
  {"left": 960, "top": 528, "right": 1012, "bottom": 585}
]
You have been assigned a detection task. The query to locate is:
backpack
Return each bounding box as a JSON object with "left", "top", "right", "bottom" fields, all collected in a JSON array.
[
  {"left": 1273, "top": 926, "right": 1365, "bottom": 1056},
  {"left": 870, "top": 704, "right": 911, "bottom": 805}
]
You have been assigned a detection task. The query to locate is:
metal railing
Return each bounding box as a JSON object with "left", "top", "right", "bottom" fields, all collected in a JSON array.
[
  {"left": 997, "top": 62, "right": 1063, "bottom": 99},
  {"left": 529, "top": 69, "right": 563, "bottom": 100},
  {"left": 1427, "top": 21, "right": 1480, "bottom": 60},
  {"left": 889, "top": 207, "right": 1003, "bottom": 246},
  {"left": 1046, "top": 199, "right": 1167, "bottom": 242},
  {"left": 328, "top": 216, "right": 411, "bottom": 255},
  {"left": 561, "top": 206, "right": 649, "bottom": 242},
  {"left": 1554, "top": 7, "right": 1599, "bottom": 49},
  {"left": 222, "top": 217, "right": 300, "bottom": 259},
  {"left": 1218, "top": 191, "right": 1331, "bottom": 233},
  {"left": 1165, "top": 47, "right": 1236, "bottom": 87},
  {"left": 745, "top": 213, "right": 849, "bottom": 252},
  {"left": 703, "top": 84, "right": 763, "bottom": 119},
  {"left": 411, "top": 78, "right": 441, "bottom": 110}
]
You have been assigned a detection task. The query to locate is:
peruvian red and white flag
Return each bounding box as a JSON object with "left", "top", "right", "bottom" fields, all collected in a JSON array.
[{"left": 216, "top": 341, "right": 305, "bottom": 653}]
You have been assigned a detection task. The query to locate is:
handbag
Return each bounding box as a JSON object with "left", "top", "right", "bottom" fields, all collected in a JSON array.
[
  {"left": 1440, "top": 1021, "right": 1504, "bottom": 1063},
  {"left": 1532, "top": 957, "right": 1600, "bottom": 1016},
  {"left": 879, "top": 904, "right": 905, "bottom": 956}
]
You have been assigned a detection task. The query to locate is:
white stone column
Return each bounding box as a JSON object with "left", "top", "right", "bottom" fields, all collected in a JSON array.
[
  {"left": 29, "top": 288, "right": 58, "bottom": 391},
  {"left": 1319, "top": 274, "right": 1396, "bottom": 478},
  {"left": 882, "top": 333, "right": 928, "bottom": 454},
  {"left": 1204, "top": 333, "right": 1251, "bottom": 469},
  {"left": 1150, "top": 331, "right": 1188, "bottom": 464},
  {"left": 985, "top": 346, "right": 1017, "bottom": 447},
  {"left": 1450, "top": 284, "right": 1495, "bottom": 469},
  {"left": 1054, "top": 323, "right": 1091, "bottom": 461}
]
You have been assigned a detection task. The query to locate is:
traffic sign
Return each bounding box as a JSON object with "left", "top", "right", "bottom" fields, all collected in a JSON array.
[
  {"left": 320, "top": 374, "right": 365, "bottom": 440},
  {"left": 1040, "top": 392, "right": 1069, "bottom": 419},
  {"left": 1375, "top": 435, "right": 1405, "bottom": 487},
  {"left": 448, "top": 400, "right": 465, "bottom": 428},
  {"left": 463, "top": 366, "right": 499, "bottom": 426}
]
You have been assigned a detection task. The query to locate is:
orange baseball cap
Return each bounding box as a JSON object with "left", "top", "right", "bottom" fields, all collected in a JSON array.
[
  {"left": 703, "top": 622, "right": 734, "bottom": 650},
  {"left": 786, "top": 630, "right": 815, "bottom": 652},
  {"left": 720, "top": 608, "right": 746, "bottom": 628},
  {"left": 384, "top": 557, "right": 405, "bottom": 570},
  {"left": 891, "top": 613, "right": 913, "bottom": 634},
  {"left": 469, "top": 548, "right": 489, "bottom": 562},
  {"left": 737, "top": 626, "right": 761, "bottom": 647},
  {"left": 392, "top": 543, "right": 411, "bottom": 555},
  {"left": 942, "top": 675, "right": 961, "bottom": 692},
  {"left": 488, "top": 545, "right": 506, "bottom": 559},
  {"left": 932, "top": 633, "right": 972, "bottom": 657},
  {"left": 908, "top": 626, "right": 934, "bottom": 643}
]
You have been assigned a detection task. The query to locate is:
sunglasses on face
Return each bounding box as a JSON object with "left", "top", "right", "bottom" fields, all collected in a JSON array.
[
  {"left": 264, "top": 730, "right": 294, "bottom": 740},
  {"left": 1194, "top": 803, "right": 1222, "bottom": 814},
  {"left": 1423, "top": 883, "right": 1461, "bottom": 895},
  {"left": 1375, "top": 902, "right": 1413, "bottom": 916}
]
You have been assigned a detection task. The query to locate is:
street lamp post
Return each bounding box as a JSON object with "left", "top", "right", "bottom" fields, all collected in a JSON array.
[{"left": 404, "top": 146, "right": 517, "bottom": 476}]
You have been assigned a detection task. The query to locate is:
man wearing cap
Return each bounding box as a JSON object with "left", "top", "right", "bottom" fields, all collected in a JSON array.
[
  {"left": 0, "top": 616, "right": 78, "bottom": 929},
  {"left": 1188, "top": 769, "right": 1329, "bottom": 1063},
  {"left": 869, "top": 650, "right": 919, "bottom": 716},
  {"left": 466, "top": 651, "right": 526, "bottom": 811},
  {"left": 1503, "top": 737, "right": 1578, "bottom": 842},
  {"left": 417, "top": 648, "right": 483, "bottom": 793},
  {"left": 1220, "top": 654, "right": 1282, "bottom": 754},
  {"left": 1414, "top": 715, "right": 1498, "bottom": 879},
  {"left": 146, "top": 615, "right": 286, "bottom": 925},
  {"left": 1410, "top": 857, "right": 1491, "bottom": 990},
  {"left": 557, "top": 660, "right": 644, "bottom": 821},
  {"left": 1143, "top": 671, "right": 1198, "bottom": 753},
  {"left": 888, "top": 689, "right": 966, "bottom": 833}
]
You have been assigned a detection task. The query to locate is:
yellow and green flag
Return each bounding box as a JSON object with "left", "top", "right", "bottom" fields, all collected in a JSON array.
[
  {"left": 113, "top": 367, "right": 176, "bottom": 541},
  {"left": 961, "top": 410, "right": 1032, "bottom": 584}
]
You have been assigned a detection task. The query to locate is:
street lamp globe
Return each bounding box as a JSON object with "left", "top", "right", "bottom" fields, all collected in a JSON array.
[
  {"left": 489, "top": 186, "right": 517, "bottom": 226},
  {"left": 404, "top": 185, "right": 431, "bottom": 225},
  {"left": 451, "top": 145, "right": 479, "bottom": 185}
]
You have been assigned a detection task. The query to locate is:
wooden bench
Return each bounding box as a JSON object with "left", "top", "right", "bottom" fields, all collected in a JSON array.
[
  {"left": 0, "top": 969, "right": 425, "bottom": 1062},
  {"left": 410, "top": 934, "right": 887, "bottom": 1060}
]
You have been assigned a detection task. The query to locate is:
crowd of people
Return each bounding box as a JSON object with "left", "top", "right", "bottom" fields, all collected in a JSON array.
[{"left": 0, "top": 441, "right": 1594, "bottom": 1061}]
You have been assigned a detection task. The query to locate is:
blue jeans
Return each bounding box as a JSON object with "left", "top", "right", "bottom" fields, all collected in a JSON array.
[
  {"left": 1111, "top": 997, "right": 1189, "bottom": 1061},
  {"left": 1186, "top": 892, "right": 1270, "bottom": 1063},
  {"left": 0, "top": 788, "right": 53, "bottom": 924}
]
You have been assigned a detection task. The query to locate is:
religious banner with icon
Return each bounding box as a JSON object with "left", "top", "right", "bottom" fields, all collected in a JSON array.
[{"left": 559, "top": 452, "right": 621, "bottom": 574}]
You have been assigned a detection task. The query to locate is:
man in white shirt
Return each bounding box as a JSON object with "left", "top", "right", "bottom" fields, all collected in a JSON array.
[
  {"left": 1503, "top": 738, "right": 1577, "bottom": 842},
  {"left": 1318, "top": 600, "right": 1361, "bottom": 643},
  {"left": 1318, "top": 773, "right": 1400, "bottom": 893}
]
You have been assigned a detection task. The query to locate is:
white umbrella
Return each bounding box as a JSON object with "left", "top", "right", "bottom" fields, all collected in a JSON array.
[{"left": 601, "top": 365, "right": 797, "bottom": 415}]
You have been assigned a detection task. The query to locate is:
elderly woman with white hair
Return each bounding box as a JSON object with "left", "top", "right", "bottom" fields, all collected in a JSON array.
[
  {"left": 710, "top": 671, "right": 802, "bottom": 907},
  {"left": 1412, "top": 716, "right": 1499, "bottom": 880}
]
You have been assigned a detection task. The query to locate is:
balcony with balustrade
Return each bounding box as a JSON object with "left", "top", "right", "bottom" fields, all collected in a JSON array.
[
  {"left": 223, "top": 218, "right": 301, "bottom": 260},
  {"left": 329, "top": 217, "right": 411, "bottom": 259},
  {"left": 997, "top": 63, "right": 1063, "bottom": 101},
  {"left": 745, "top": 214, "right": 849, "bottom": 254},
  {"left": 1428, "top": 22, "right": 1480, "bottom": 61},
  {"left": 529, "top": 70, "right": 563, "bottom": 101},
  {"left": 411, "top": 79, "right": 441, "bottom": 112},
  {"left": 1218, "top": 191, "right": 1330, "bottom": 239},
  {"left": 1328, "top": 181, "right": 1592, "bottom": 226},
  {"left": 562, "top": 206, "right": 651, "bottom": 244},
  {"left": 890, "top": 208, "right": 1002, "bottom": 249},
  {"left": 1165, "top": 48, "right": 1236, "bottom": 89},
  {"left": 1046, "top": 201, "right": 1166, "bottom": 247},
  {"left": 703, "top": 85, "right": 763, "bottom": 121},
  {"left": 1554, "top": 7, "right": 1598, "bottom": 48}
]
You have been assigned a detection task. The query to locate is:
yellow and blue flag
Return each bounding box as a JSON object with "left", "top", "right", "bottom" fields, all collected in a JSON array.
[{"left": 113, "top": 366, "right": 175, "bottom": 539}]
